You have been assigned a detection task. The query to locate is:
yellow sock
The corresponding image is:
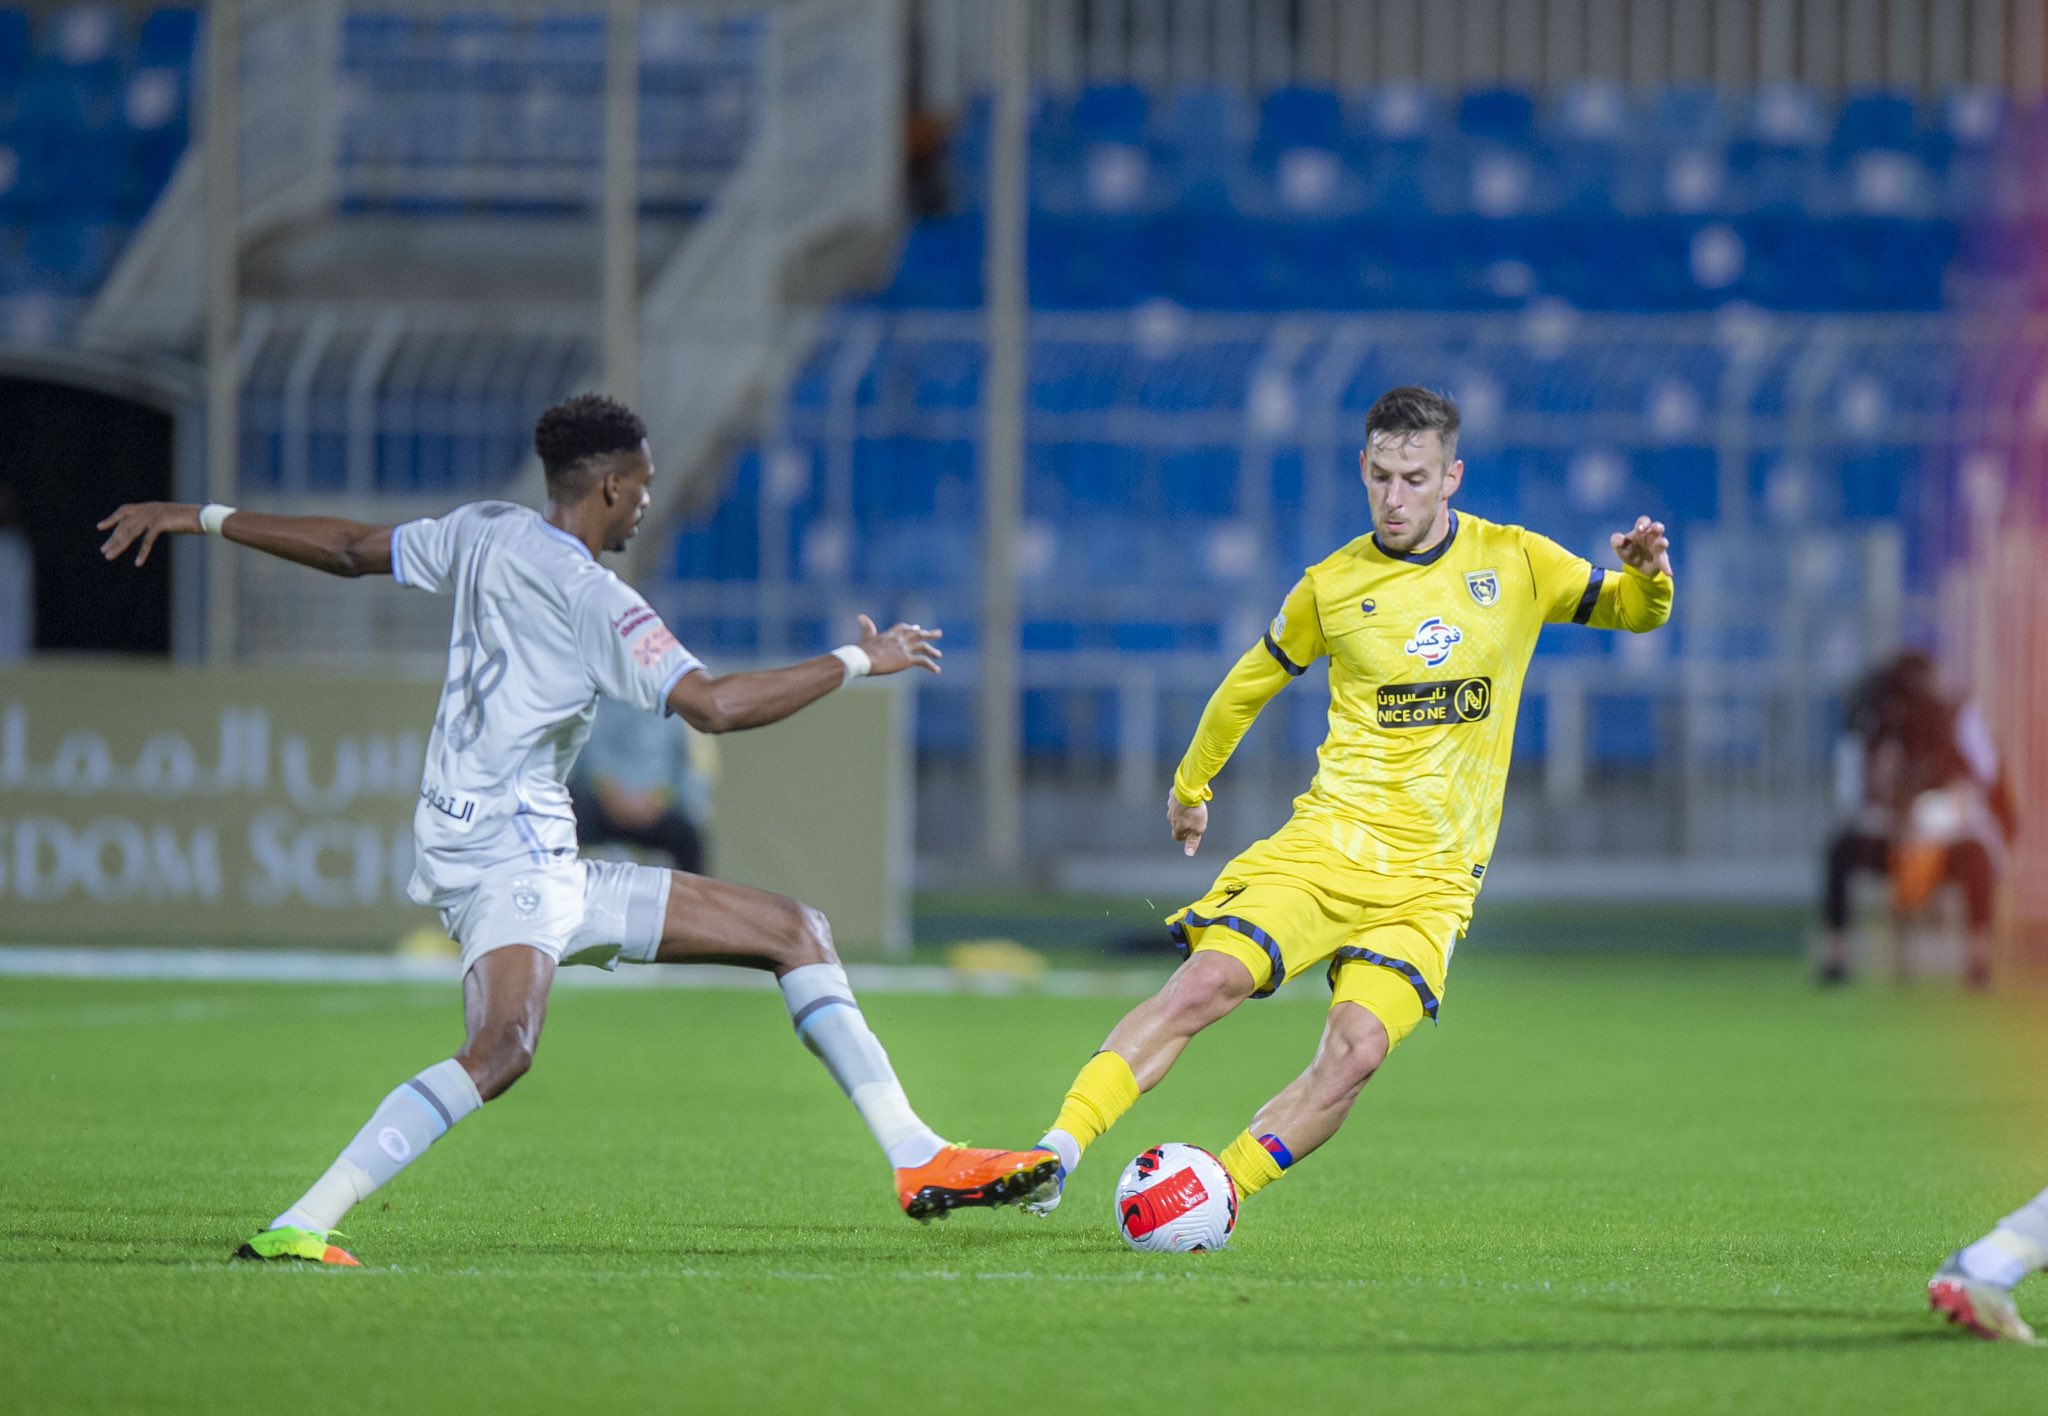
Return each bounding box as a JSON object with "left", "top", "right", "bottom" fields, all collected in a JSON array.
[
  {"left": 1048, "top": 1051, "right": 1141, "bottom": 1156},
  {"left": 1218, "top": 1129, "right": 1287, "bottom": 1198}
]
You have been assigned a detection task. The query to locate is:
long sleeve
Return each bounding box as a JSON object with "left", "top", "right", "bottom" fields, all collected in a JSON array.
[
  {"left": 1584, "top": 564, "right": 1673, "bottom": 632},
  {"left": 1171, "top": 575, "right": 1324, "bottom": 806},
  {"left": 1522, "top": 529, "right": 1673, "bottom": 633},
  {"left": 1171, "top": 642, "right": 1295, "bottom": 806}
]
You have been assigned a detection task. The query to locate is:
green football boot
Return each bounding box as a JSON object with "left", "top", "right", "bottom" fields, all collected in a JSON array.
[{"left": 233, "top": 1225, "right": 361, "bottom": 1267}]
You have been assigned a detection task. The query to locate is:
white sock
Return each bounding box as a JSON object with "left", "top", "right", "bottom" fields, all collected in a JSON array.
[
  {"left": 780, "top": 962, "right": 946, "bottom": 1169},
  {"left": 271, "top": 1058, "right": 483, "bottom": 1232},
  {"left": 1960, "top": 1186, "right": 2048, "bottom": 1290},
  {"left": 1037, "top": 1128, "right": 1080, "bottom": 1178}
]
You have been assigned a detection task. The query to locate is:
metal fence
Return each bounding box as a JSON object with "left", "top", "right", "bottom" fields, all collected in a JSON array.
[{"left": 914, "top": 0, "right": 2048, "bottom": 109}]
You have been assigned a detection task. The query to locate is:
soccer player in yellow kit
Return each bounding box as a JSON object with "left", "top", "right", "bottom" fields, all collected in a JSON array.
[{"left": 1024, "top": 386, "right": 1674, "bottom": 1217}]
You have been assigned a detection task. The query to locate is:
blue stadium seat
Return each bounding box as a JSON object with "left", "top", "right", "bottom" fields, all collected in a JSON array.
[
  {"left": 137, "top": 8, "right": 197, "bottom": 66},
  {"left": 1258, "top": 86, "right": 1343, "bottom": 149},
  {"left": 1458, "top": 87, "right": 1535, "bottom": 142},
  {"left": 874, "top": 214, "right": 981, "bottom": 307},
  {"left": 1833, "top": 90, "right": 1917, "bottom": 155},
  {"left": 24, "top": 217, "right": 122, "bottom": 295},
  {"left": 1069, "top": 83, "right": 1149, "bottom": 143},
  {"left": 671, "top": 449, "right": 763, "bottom": 581},
  {"left": 1029, "top": 441, "right": 1140, "bottom": 516},
  {"left": 1651, "top": 87, "right": 1727, "bottom": 144},
  {"left": 1163, "top": 84, "right": 1248, "bottom": 148},
  {"left": 0, "top": 9, "right": 30, "bottom": 85}
]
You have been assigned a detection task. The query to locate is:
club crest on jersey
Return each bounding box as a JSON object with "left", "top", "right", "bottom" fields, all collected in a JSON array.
[
  {"left": 1465, "top": 570, "right": 1499, "bottom": 607},
  {"left": 1404, "top": 616, "right": 1464, "bottom": 668}
]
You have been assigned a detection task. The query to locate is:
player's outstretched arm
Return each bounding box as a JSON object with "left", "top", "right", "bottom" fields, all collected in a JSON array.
[
  {"left": 98, "top": 502, "right": 395, "bottom": 577},
  {"left": 666, "top": 614, "right": 940, "bottom": 735}
]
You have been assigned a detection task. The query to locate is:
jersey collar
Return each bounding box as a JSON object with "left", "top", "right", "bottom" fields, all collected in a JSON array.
[
  {"left": 1372, "top": 509, "right": 1459, "bottom": 567},
  {"left": 537, "top": 518, "right": 596, "bottom": 562}
]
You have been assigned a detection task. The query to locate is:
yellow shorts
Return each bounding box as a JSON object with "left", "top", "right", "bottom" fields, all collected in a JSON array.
[{"left": 1165, "top": 821, "right": 1477, "bottom": 1049}]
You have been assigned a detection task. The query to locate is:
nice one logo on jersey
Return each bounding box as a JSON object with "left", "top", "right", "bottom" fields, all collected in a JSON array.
[{"left": 1404, "top": 616, "right": 1464, "bottom": 668}]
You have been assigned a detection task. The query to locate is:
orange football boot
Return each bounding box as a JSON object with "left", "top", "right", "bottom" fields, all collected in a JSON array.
[{"left": 895, "top": 1145, "right": 1062, "bottom": 1222}]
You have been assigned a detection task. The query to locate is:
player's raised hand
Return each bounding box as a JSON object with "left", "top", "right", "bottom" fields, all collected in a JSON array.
[
  {"left": 1167, "top": 792, "right": 1208, "bottom": 857},
  {"left": 1611, "top": 516, "right": 1672, "bottom": 578},
  {"left": 855, "top": 613, "right": 944, "bottom": 676},
  {"left": 97, "top": 501, "right": 202, "bottom": 567}
]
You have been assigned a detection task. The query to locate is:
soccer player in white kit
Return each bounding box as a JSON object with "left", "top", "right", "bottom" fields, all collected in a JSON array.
[{"left": 98, "top": 394, "right": 1056, "bottom": 1265}]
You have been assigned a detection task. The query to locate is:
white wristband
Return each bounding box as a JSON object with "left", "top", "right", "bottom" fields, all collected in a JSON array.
[
  {"left": 830, "top": 644, "right": 871, "bottom": 683},
  {"left": 198, "top": 503, "right": 236, "bottom": 536}
]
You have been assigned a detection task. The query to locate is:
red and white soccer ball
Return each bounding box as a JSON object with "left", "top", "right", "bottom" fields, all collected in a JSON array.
[{"left": 1114, "top": 1143, "right": 1238, "bottom": 1253}]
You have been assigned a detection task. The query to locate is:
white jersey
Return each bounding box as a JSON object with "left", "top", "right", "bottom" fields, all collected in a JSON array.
[{"left": 391, "top": 501, "right": 702, "bottom": 904}]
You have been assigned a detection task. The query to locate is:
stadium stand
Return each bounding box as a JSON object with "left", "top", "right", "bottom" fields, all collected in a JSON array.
[
  {"left": 666, "top": 82, "right": 1986, "bottom": 790},
  {"left": 0, "top": 16, "right": 1991, "bottom": 858},
  {"left": 0, "top": 6, "right": 196, "bottom": 310}
]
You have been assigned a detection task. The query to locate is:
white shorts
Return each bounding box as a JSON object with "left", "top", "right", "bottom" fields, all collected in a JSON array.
[{"left": 436, "top": 858, "right": 673, "bottom": 975}]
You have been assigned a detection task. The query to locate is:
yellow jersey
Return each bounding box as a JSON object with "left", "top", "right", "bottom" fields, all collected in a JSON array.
[{"left": 1171, "top": 510, "right": 1673, "bottom": 886}]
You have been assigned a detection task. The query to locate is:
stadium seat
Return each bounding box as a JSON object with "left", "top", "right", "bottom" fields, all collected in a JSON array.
[
  {"left": 1258, "top": 86, "right": 1344, "bottom": 149},
  {"left": 1651, "top": 86, "right": 1727, "bottom": 145},
  {"left": 1069, "top": 83, "right": 1149, "bottom": 144},
  {"left": 0, "top": 9, "right": 31, "bottom": 86},
  {"left": 136, "top": 8, "right": 197, "bottom": 67},
  {"left": 1833, "top": 90, "right": 1918, "bottom": 156},
  {"left": 1458, "top": 87, "right": 1536, "bottom": 142}
]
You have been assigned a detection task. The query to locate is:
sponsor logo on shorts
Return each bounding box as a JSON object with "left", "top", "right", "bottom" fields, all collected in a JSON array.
[
  {"left": 1403, "top": 616, "right": 1464, "bottom": 668},
  {"left": 1377, "top": 676, "right": 1493, "bottom": 729}
]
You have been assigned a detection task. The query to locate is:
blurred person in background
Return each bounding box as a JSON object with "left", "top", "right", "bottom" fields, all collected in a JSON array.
[
  {"left": 0, "top": 484, "right": 32, "bottom": 661},
  {"left": 1817, "top": 649, "right": 2018, "bottom": 989},
  {"left": 570, "top": 692, "right": 713, "bottom": 875}
]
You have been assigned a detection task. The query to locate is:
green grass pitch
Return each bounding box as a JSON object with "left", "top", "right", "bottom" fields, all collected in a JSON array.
[{"left": 4, "top": 956, "right": 2043, "bottom": 1413}]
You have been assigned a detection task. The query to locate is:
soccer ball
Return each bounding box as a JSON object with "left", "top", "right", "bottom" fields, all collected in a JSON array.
[{"left": 1113, "top": 1143, "right": 1238, "bottom": 1253}]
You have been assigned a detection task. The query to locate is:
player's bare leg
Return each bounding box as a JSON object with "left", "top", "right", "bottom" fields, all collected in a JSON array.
[
  {"left": 650, "top": 871, "right": 1055, "bottom": 1220},
  {"left": 1027, "top": 951, "right": 1257, "bottom": 1213},
  {"left": 1213, "top": 1002, "right": 1390, "bottom": 1199},
  {"left": 236, "top": 946, "right": 553, "bottom": 1265},
  {"left": 457, "top": 945, "right": 556, "bottom": 1099},
  {"left": 1101, "top": 952, "right": 1258, "bottom": 1089}
]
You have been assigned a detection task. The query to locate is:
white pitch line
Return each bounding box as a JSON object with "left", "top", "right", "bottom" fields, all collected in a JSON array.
[
  {"left": 0, "top": 989, "right": 447, "bottom": 1032},
  {"left": 0, "top": 945, "right": 1190, "bottom": 1001}
]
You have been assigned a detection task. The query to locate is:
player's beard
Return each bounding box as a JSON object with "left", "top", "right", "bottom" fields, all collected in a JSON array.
[{"left": 1377, "top": 503, "right": 1445, "bottom": 553}]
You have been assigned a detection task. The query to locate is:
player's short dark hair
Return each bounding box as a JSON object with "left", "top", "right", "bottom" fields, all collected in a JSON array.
[
  {"left": 1364, "top": 386, "right": 1460, "bottom": 463},
  {"left": 533, "top": 393, "right": 647, "bottom": 491}
]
